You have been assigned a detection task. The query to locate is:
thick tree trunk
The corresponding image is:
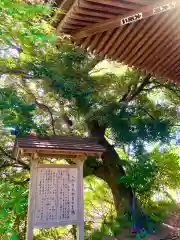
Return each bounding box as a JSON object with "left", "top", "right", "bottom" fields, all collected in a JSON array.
[
  {"left": 86, "top": 120, "right": 133, "bottom": 216},
  {"left": 100, "top": 138, "right": 133, "bottom": 215},
  {"left": 85, "top": 120, "right": 148, "bottom": 231}
]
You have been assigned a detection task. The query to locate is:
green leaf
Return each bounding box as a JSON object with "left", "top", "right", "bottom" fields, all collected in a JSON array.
[{"left": 12, "top": 232, "right": 18, "bottom": 240}]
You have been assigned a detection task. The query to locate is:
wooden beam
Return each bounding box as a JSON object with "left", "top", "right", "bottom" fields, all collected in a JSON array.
[
  {"left": 88, "top": 33, "right": 103, "bottom": 52},
  {"left": 58, "top": 0, "right": 74, "bottom": 9},
  {"left": 137, "top": 12, "right": 179, "bottom": 70},
  {"left": 26, "top": 154, "right": 38, "bottom": 240},
  {"left": 123, "top": 10, "right": 173, "bottom": 65},
  {"left": 37, "top": 164, "right": 78, "bottom": 168},
  {"left": 100, "top": 28, "right": 122, "bottom": 57},
  {"left": 95, "top": 30, "right": 114, "bottom": 54},
  {"left": 113, "top": 17, "right": 148, "bottom": 60},
  {"left": 72, "top": 0, "right": 178, "bottom": 39},
  {"left": 21, "top": 148, "right": 102, "bottom": 158},
  {"left": 80, "top": 1, "right": 128, "bottom": 15},
  {"left": 124, "top": 0, "right": 158, "bottom": 4},
  {"left": 38, "top": 153, "right": 78, "bottom": 159},
  {"left": 84, "top": 0, "right": 143, "bottom": 10},
  {"left": 76, "top": 159, "right": 84, "bottom": 240},
  {"left": 127, "top": 9, "right": 179, "bottom": 67},
  {"left": 107, "top": 21, "right": 136, "bottom": 57}
]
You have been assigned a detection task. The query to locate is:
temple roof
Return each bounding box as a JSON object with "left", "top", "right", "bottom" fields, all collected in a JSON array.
[{"left": 56, "top": 0, "right": 180, "bottom": 82}]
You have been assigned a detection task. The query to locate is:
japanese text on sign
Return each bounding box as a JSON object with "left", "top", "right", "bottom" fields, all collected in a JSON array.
[
  {"left": 34, "top": 167, "right": 78, "bottom": 228},
  {"left": 153, "top": 2, "right": 176, "bottom": 15},
  {"left": 121, "top": 13, "right": 143, "bottom": 26}
]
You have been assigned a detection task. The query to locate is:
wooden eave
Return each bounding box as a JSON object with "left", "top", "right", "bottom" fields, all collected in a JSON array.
[
  {"left": 56, "top": 0, "right": 180, "bottom": 83},
  {"left": 13, "top": 135, "right": 105, "bottom": 159}
]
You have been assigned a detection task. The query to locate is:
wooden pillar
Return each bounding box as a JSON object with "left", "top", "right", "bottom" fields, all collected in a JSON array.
[
  {"left": 26, "top": 154, "right": 38, "bottom": 240},
  {"left": 77, "top": 159, "right": 84, "bottom": 240}
]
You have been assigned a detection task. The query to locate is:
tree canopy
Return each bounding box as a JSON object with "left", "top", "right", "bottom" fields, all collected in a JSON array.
[{"left": 0, "top": 0, "right": 180, "bottom": 239}]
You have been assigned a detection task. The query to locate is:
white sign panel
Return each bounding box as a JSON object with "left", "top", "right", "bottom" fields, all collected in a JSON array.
[
  {"left": 121, "top": 13, "right": 143, "bottom": 26},
  {"left": 34, "top": 167, "right": 78, "bottom": 228},
  {"left": 153, "top": 2, "right": 176, "bottom": 15}
]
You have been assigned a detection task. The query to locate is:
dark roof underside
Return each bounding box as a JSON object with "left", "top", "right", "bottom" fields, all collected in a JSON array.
[{"left": 56, "top": 0, "right": 180, "bottom": 83}]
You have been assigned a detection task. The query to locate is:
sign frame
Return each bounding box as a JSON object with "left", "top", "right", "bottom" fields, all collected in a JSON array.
[{"left": 26, "top": 154, "right": 84, "bottom": 240}]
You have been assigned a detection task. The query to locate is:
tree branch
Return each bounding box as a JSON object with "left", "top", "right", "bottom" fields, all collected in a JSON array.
[
  {"left": 0, "top": 146, "right": 30, "bottom": 170},
  {"left": 158, "top": 83, "right": 180, "bottom": 98},
  {"left": 35, "top": 100, "right": 56, "bottom": 135},
  {"left": 119, "top": 74, "right": 152, "bottom": 103},
  {"left": 0, "top": 163, "right": 24, "bottom": 169},
  {"left": 143, "top": 84, "right": 162, "bottom": 91},
  {"left": 0, "top": 69, "right": 33, "bottom": 78},
  {"left": 120, "top": 84, "right": 133, "bottom": 102},
  {"left": 0, "top": 41, "right": 22, "bottom": 53},
  {"left": 0, "top": 69, "right": 49, "bottom": 81},
  {"left": 128, "top": 73, "right": 152, "bottom": 101},
  {"left": 0, "top": 46, "right": 11, "bottom": 51},
  {"left": 16, "top": 82, "right": 57, "bottom": 135},
  {"left": 10, "top": 42, "right": 22, "bottom": 53},
  {"left": 89, "top": 68, "right": 107, "bottom": 74},
  {"left": 139, "top": 106, "right": 156, "bottom": 120},
  {"left": 10, "top": 178, "right": 30, "bottom": 186}
]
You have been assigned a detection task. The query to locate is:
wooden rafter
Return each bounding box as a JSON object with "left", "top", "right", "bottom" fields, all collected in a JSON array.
[
  {"left": 56, "top": 0, "right": 180, "bottom": 83},
  {"left": 71, "top": 1, "right": 177, "bottom": 39}
]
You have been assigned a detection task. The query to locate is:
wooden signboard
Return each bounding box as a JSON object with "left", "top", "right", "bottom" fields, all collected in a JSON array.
[
  {"left": 27, "top": 160, "right": 84, "bottom": 240},
  {"left": 14, "top": 135, "right": 105, "bottom": 240}
]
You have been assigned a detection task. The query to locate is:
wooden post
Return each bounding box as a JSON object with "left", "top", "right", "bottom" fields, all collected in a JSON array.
[
  {"left": 26, "top": 154, "right": 38, "bottom": 240},
  {"left": 77, "top": 159, "right": 84, "bottom": 240}
]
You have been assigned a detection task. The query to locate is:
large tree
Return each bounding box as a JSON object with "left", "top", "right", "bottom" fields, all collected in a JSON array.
[{"left": 0, "top": 0, "right": 180, "bottom": 235}]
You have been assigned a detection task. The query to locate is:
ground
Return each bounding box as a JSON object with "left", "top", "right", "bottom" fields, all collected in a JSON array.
[{"left": 103, "top": 207, "right": 180, "bottom": 239}]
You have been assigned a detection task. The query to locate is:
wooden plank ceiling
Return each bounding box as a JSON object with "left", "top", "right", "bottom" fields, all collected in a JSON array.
[{"left": 56, "top": 0, "right": 180, "bottom": 82}]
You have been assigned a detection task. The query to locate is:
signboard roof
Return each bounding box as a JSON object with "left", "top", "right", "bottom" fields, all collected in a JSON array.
[{"left": 13, "top": 135, "right": 106, "bottom": 158}]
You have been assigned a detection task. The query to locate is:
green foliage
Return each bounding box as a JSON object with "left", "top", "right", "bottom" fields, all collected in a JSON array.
[
  {"left": 104, "top": 103, "right": 170, "bottom": 146},
  {"left": 89, "top": 214, "right": 132, "bottom": 240},
  {"left": 118, "top": 147, "right": 180, "bottom": 205},
  {"left": 119, "top": 155, "right": 158, "bottom": 203},
  {"left": 0, "top": 87, "right": 48, "bottom": 135},
  {"left": 150, "top": 148, "right": 180, "bottom": 189},
  {"left": 0, "top": 0, "right": 54, "bottom": 49},
  {"left": 0, "top": 178, "right": 28, "bottom": 239},
  {"left": 145, "top": 200, "right": 179, "bottom": 223},
  {"left": 84, "top": 176, "right": 115, "bottom": 239},
  {"left": 33, "top": 226, "right": 72, "bottom": 240}
]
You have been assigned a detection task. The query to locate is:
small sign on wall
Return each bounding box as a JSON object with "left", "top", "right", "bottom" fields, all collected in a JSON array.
[
  {"left": 121, "top": 13, "right": 143, "bottom": 26},
  {"left": 120, "top": 2, "right": 176, "bottom": 27},
  {"left": 153, "top": 2, "right": 176, "bottom": 15}
]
